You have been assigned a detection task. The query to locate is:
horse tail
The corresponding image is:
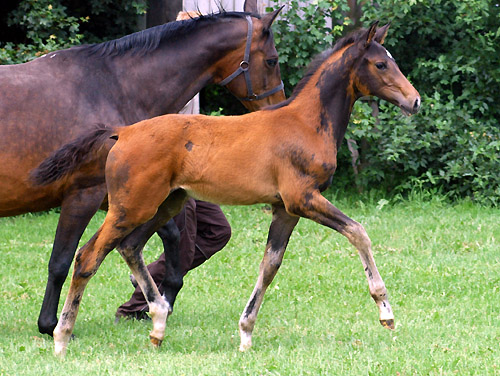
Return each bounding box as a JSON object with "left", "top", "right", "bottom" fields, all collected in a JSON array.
[{"left": 30, "top": 123, "right": 118, "bottom": 186}]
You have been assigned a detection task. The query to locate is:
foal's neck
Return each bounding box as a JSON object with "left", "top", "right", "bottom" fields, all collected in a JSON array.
[{"left": 292, "top": 47, "right": 358, "bottom": 151}]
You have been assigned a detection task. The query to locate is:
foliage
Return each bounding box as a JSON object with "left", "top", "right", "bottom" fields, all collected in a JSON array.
[
  {"left": 0, "top": 0, "right": 146, "bottom": 64},
  {"left": 0, "top": 0, "right": 86, "bottom": 63},
  {"left": 268, "top": 0, "right": 351, "bottom": 96},
  {"left": 341, "top": 0, "right": 500, "bottom": 205},
  {"left": 343, "top": 97, "right": 500, "bottom": 206}
]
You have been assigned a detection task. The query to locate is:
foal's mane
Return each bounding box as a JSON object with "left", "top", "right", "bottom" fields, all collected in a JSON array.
[
  {"left": 267, "top": 27, "right": 368, "bottom": 110},
  {"left": 77, "top": 11, "right": 259, "bottom": 57}
]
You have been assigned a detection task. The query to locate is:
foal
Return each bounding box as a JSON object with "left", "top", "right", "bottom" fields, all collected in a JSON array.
[{"left": 34, "top": 22, "right": 420, "bottom": 355}]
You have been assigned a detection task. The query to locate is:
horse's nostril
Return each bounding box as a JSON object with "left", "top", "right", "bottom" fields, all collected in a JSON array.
[{"left": 413, "top": 97, "right": 421, "bottom": 111}]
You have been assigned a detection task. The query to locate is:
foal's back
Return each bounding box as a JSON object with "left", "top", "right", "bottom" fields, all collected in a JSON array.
[{"left": 112, "top": 110, "right": 292, "bottom": 205}]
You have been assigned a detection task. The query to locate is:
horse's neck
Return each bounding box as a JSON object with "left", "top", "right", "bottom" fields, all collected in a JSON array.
[
  {"left": 106, "top": 24, "right": 243, "bottom": 121},
  {"left": 292, "top": 62, "right": 356, "bottom": 151}
]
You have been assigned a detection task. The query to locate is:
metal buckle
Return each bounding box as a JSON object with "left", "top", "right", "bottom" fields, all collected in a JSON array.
[{"left": 240, "top": 61, "right": 249, "bottom": 71}]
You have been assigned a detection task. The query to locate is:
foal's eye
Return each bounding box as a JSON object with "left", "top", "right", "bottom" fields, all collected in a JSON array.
[
  {"left": 375, "top": 62, "right": 387, "bottom": 70},
  {"left": 266, "top": 58, "right": 278, "bottom": 67}
]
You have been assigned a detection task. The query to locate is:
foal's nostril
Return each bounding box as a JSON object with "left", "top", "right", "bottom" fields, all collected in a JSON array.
[{"left": 413, "top": 97, "right": 421, "bottom": 112}]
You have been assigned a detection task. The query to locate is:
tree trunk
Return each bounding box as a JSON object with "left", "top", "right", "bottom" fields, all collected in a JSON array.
[{"left": 144, "top": 0, "right": 183, "bottom": 28}]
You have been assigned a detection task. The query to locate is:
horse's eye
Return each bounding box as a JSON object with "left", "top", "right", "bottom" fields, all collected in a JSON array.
[
  {"left": 375, "top": 62, "right": 387, "bottom": 70},
  {"left": 266, "top": 58, "right": 278, "bottom": 67}
]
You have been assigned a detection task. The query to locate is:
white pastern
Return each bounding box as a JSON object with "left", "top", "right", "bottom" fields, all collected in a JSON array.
[{"left": 239, "top": 329, "right": 252, "bottom": 352}]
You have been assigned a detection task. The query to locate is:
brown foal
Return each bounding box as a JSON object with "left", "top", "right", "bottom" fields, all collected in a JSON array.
[{"left": 33, "top": 22, "right": 420, "bottom": 355}]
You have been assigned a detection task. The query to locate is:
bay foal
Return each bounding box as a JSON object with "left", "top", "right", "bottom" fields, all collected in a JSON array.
[{"left": 34, "top": 22, "right": 420, "bottom": 355}]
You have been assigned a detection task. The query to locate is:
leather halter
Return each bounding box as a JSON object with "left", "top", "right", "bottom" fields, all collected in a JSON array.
[{"left": 218, "top": 16, "right": 284, "bottom": 102}]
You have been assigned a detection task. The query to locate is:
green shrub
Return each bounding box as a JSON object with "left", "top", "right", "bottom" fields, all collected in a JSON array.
[
  {"left": 269, "top": 0, "right": 351, "bottom": 96},
  {"left": 0, "top": 0, "right": 145, "bottom": 64},
  {"left": 351, "top": 0, "right": 500, "bottom": 205},
  {"left": 344, "top": 96, "right": 500, "bottom": 206}
]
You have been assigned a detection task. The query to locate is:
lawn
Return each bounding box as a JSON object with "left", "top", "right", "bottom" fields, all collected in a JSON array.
[{"left": 0, "top": 193, "right": 498, "bottom": 375}]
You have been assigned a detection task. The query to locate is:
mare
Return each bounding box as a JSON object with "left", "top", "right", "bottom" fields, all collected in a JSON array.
[
  {"left": 0, "top": 0, "right": 285, "bottom": 337},
  {"left": 32, "top": 22, "right": 421, "bottom": 355}
]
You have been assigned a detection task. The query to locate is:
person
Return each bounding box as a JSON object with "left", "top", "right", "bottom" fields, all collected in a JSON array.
[
  {"left": 115, "top": 199, "right": 231, "bottom": 320},
  {"left": 115, "top": 10, "right": 231, "bottom": 321}
]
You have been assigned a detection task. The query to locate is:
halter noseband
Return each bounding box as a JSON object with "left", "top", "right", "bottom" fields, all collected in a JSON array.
[{"left": 218, "top": 16, "right": 284, "bottom": 102}]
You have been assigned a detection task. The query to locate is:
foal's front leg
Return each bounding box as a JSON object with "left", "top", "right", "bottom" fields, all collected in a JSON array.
[
  {"left": 239, "top": 204, "right": 299, "bottom": 351},
  {"left": 284, "top": 190, "right": 394, "bottom": 329}
]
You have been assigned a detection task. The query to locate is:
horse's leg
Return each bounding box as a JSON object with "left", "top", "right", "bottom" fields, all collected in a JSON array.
[
  {"left": 116, "top": 189, "right": 188, "bottom": 343},
  {"left": 53, "top": 205, "right": 152, "bottom": 356},
  {"left": 285, "top": 190, "right": 394, "bottom": 329},
  {"left": 38, "top": 185, "right": 106, "bottom": 335},
  {"left": 156, "top": 219, "right": 184, "bottom": 309},
  {"left": 239, "top": 204, "right": 299, "bottom": 351}
]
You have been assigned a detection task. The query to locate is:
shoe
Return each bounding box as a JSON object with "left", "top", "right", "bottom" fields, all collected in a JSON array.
[
  {"left": 130, "top": 274, "right": 138, "bottom": 288},
  {"left": 114, "top": 310, "right": 151, "bottom": 323}
]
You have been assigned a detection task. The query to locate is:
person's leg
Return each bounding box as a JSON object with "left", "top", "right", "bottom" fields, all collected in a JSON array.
[
  {"left": 115, "top": 199, "right": 197, "bottom": 319},
  {"left": 188, "top": 201, "right": 231, "bottom": 271}
]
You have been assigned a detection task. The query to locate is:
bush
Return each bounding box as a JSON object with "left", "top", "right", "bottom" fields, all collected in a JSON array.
[
  {"left": 269, "top": 0, "right": 351, "bottom": 96},
  {"left": 349, "top": 0, "right": 500, "bottom": 205},
  {"left": 0, "top": 0, "right": 145, "bottom": 64},
  {"left": 344, "top": 96, "right": 500, "bottom": 206}
]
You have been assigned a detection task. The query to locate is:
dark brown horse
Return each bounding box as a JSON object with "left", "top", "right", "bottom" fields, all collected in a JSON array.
[
  {"left": 0, "top": 1, "right": 285, "bottom": 336},
  {"left": 33, "top": 22, "right": 420, "bottom": 355}
]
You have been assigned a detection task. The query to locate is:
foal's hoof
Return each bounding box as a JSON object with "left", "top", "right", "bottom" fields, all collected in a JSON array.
[
  {"left": 380, "top": 319, "right": 395, "bottom": 330},
  {"left": 149, "top": 335, "right": 163, "bottom": 347}
]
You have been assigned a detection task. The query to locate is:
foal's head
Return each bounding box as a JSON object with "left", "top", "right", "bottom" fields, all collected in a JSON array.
[
  {"left": 215, "top": 7, "right": 286, "bottom": 111},
  {"left": 351, "top": 22, "right": 421, "bottom": 115}
]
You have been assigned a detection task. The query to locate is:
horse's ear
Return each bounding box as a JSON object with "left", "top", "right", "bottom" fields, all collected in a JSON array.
[
  {"left": 374, "top": 23, "right": 390, "bottom": 45},
  {"left": 261, "top": 6, "right": 284, "bottom": 31},
  {"left": 364, "top": 20, "right": 379, "bottom": 48},
  {"left": 244, "top": 0, "right": 258, "bottom": 13}
]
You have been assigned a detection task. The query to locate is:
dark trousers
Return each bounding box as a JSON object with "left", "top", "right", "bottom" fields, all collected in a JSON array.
[{"left": 116, "top": 199, "right": 231, "bottom": 316}]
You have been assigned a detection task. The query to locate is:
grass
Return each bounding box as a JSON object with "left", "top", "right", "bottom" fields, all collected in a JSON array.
[{"left": 0, "top": 193, "right": 498, "bottom": 375}]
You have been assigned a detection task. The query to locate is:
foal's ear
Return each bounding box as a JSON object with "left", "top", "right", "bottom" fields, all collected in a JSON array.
[
  {"left": 364, "top": 20, "right": 379, "bottom": 48},
  {"left": 261, "top": 6, "right": 284, "bottom": 31},
  {"left": 374, "top": 23, "right": 391, "bottom": 45},
  {"left": 244, "top": 0, "right": 258, "bottom": 13}
]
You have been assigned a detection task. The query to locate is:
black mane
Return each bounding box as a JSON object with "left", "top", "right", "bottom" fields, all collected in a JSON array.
[
  {"left": 267, "top": 27, "right": 368, "bottom": 110},
  {"left": 76, "top": 11, "right": 258, "bottom": 57}
]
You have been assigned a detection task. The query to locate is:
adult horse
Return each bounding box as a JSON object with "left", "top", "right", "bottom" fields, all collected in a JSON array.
[
  {"left": 33, "top": 21, "right": 421, "bottom": 355},
  {"left": 0, "top": 1, "right": 285, "bottom": 337}
]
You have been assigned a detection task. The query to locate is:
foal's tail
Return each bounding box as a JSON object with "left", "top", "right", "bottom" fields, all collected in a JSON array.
[{"left": 30, "top": 123, "right": 118, "bottom": 186}]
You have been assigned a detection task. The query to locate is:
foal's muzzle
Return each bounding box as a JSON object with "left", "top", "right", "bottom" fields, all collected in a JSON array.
[{"left": 400, "top": 96, "right": 421, "bottom": 116}]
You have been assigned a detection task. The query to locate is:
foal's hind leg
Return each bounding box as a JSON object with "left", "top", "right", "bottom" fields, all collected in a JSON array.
[
  {"left": 239, "top": 204, "right": 299, "bottom": 351},
  {"left": 53, "top": 210, "right": 139, "bottom": 356},
  {"left": 116, "top": 189, "right": 188, "bottom": 346},
  {"left": 284, "top": 190, "right": 394, "bottom": 329}
]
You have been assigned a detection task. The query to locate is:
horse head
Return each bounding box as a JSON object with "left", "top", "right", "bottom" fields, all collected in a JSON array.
[
  {"left": 215, "top": 2, "right": 286, "bottom": 111},
  {"left": 351, "top": 22, "right": 421, "bottom": 115}
]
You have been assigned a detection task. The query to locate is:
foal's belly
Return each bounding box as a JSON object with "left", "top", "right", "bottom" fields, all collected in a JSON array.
[{"left": 180, "top": 180, "right": 280, "bottom": 206}]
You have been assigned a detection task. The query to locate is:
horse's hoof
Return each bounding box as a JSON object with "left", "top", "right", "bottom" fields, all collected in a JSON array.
[
  {"left": 239, "top": 343, "right": 252, "bottom": 352},
  {"left": 380, "top": 319, "right": 395, "bottom": 330},
  {"left": 149, "top": 335, "right": 163, "bottom": 347}
]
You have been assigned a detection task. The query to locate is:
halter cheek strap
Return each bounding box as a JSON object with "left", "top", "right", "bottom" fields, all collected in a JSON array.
[{"left": 218, "top": 16, "right": 284, "bottom": 102}]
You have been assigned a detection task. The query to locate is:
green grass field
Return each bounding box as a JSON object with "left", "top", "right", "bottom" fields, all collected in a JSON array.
[{"left": 0, "top": 193, "right": 498, "bottom": 375}]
